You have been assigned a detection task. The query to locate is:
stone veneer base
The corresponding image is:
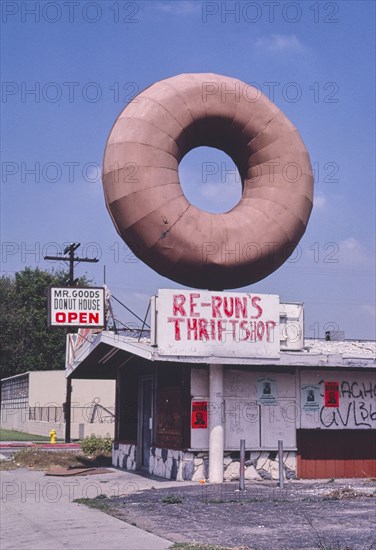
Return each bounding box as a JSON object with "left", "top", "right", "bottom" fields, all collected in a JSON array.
[{"left": 113, "top": 444, "right": 297, "bottom": 481}]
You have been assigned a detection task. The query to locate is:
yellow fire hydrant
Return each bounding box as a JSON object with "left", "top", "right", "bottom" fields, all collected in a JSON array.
[{"left": 49, "top": 429, "right": 57, "bottom": 444}]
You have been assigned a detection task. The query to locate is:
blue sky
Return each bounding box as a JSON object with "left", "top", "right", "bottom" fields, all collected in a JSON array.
[{"left": 1, "top": 0, "right": 375, "bottom": 339}]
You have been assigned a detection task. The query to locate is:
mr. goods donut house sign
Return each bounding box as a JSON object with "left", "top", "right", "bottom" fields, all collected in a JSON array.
[
  {"left": 48, "top": 287, "right": 105, "bottom": 327},
  {"left": 152, "top": 289, "right": 280, "bottom": 358}
]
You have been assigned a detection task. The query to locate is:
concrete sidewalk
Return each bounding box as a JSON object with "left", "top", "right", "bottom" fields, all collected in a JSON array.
[{"left": 0, "top": 468, "right": 192, "bottom": 550}]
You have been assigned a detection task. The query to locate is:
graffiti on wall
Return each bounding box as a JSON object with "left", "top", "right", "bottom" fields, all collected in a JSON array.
[{"left": 318, "top": 379, "right": 376, "bottom": 429}]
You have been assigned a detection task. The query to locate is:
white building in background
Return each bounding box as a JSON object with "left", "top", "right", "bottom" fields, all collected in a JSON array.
[{"left": 0, "top": 370, "right": 115, "bottom": 439}]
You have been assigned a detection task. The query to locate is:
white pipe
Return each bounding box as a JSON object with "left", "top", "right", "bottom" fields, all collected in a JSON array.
[{"left": 208, "top": 364, "right": 224, "bottom": 483}]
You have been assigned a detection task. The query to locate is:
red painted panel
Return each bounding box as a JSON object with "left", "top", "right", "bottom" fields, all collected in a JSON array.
[
  {"left": 297, "top": 430, "right": 376, "bottom": 479},
  {"left": 344, "top": 458, "right": 355, "bottom": 478}
]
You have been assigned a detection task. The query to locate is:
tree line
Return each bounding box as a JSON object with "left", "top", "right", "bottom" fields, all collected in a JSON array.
[{"left": 0, "top": 267, "right": 90, "bottom": 379}]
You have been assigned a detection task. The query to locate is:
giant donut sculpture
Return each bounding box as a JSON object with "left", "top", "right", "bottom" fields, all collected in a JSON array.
[{"left": 102, "top": 73, "right": 313, "bottom": 290}]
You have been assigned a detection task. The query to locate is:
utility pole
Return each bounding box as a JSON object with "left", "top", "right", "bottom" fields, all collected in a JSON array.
[
  {"left": 44, "top": 243, "right": 99, "bottom": 443},
  {"left": 45, "top": 242, "right": 99, "bottom": 285}
]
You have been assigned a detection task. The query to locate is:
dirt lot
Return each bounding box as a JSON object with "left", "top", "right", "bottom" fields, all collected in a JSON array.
[{"left": 107, "top": 479, "right": 376, "bottom": 550}]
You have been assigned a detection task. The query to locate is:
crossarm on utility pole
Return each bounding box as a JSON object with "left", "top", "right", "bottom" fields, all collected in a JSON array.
[{"left": 44, "top": 243, "right": 99, "bottom": 443}]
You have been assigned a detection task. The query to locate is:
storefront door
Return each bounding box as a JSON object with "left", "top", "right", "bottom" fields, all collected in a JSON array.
[{"left": 138, "top": 377, "right": 153, "bottom": 470}]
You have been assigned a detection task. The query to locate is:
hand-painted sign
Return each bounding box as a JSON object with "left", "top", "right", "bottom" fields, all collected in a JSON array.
[
  {"left": 301, "top": 384, "right": 320, "bottom": 411},
  {"left": 48, "top": 286, "right": 105, "bottom": 327},
  {"left": 324, "top": 381, "right": 340, "bottom": 408},
  {"left": 257, "top": 377, "right": 278, "bottom": 406},
  {"left": 192, "top": 401, "right": 208, "bottom": 429},
  {"left": 154, "top": 289, "right": 280, "bottom": 358}
]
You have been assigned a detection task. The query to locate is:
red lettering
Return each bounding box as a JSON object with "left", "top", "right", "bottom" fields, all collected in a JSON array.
[
  {"left": 217, "top": 320, "right": 225, "bottom": 341},
  {"left": 251, "top": 296, "right": 262, "bottom": 319},
  {"left": 56, "top": 312, "right": 65, "bottom": 323},
  {"left": 210, "top": 319, "right": 216, "bottom": 340},
  {"left": 55, "top": 311, "right": 100, "bottom": 325},
  {"left": 256, "top": 321, "right": 265, "bottom": 340},
  {"left": 249, "top": 321, "right": 257, "bottom": 341},
  {"left": 173, "top": 294, "right": 186, "bottom": 316},
  {"left": 187, "top": 318, "right": 198, "bottom": 340},
  {"left": 88, "top": 313, "right": 99, "bottom": 324},
  {"left": 223, "top": 297, "right": 234, "bottom": 318},
  {"left": 211, "top": 296, "right": 222, "bottom": 318},
  {"left": 229, "top": 319, "right": 237, "bottom": 340},
  {"left": 168, "top": 317, "right": 184, "bottom": 340},
  {"left": 198, "top": 318, "right": 209, "bottom": 341},
  {"left": 235, "top": 297, "right": 247, "bottom": 318},
  {"left": 240, "top": 320, "right": 250, "bottom": 341},
  {"left": 190, "top": 293, "right": 200, "bottom": 317}
]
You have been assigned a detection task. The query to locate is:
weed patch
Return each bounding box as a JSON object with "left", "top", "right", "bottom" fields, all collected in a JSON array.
[
  {"left": 74, "top": 494, "right": 110, "bottom": 511},
  {"left": 162, "top": 494, "right": 183, "bottom": 504},
  {"left": 0, "top": 449, "right": 112, "bottom": 470}
]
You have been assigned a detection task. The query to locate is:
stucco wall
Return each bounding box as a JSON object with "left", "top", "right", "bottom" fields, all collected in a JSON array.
[
  {"left": 190, "top": 367, "right": 376, "bottom": 453},
  {"left": 1, "top": 370, "right": 116, "bottom": 439},
  {"left": 28, "top": 371, "right": 115, "bottom": 409},
  {"left": 191, "top": 368, "right": 298, "bottom": 451}
]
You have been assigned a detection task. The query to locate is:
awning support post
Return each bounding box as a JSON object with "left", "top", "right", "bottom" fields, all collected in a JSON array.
[{"left": 208, "top": 364, "right": 224, "bottom": 483}]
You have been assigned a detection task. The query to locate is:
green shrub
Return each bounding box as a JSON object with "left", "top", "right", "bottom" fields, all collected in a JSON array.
[
  {"left": 81, "top": 433, "right": 112, "bottom": 455},
  {"left": 162, "top": 494, "right": 183, "bottom": 504}
]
